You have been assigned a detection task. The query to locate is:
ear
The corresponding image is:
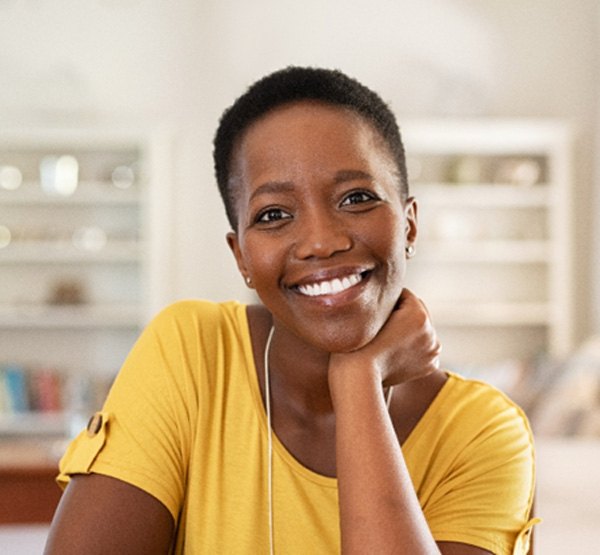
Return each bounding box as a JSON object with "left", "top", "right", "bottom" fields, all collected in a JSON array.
[
  {"left": 226, "top": 231, "right": 252, "bottom": 287},
  {"left": 404, "top": 196, "right": 418, "bottom": 244}
]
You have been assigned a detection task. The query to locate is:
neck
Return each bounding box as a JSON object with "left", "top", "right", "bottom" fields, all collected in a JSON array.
[{"left": 267, "top": 322, "right": 335, "bottom": 415}]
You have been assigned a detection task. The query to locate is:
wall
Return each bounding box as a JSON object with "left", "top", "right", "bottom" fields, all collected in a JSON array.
[
  {"left": 1, "top": 0, "right": 598, "bottom": 338},
  {"left": 462, "top": 1, "right": 599, "bottom": 342},
  {"left": 183, "top": 0, "right": 600, "bottom": 343},
  {"left": 596, "top": 2, "right": 600, "bottom": 334}
]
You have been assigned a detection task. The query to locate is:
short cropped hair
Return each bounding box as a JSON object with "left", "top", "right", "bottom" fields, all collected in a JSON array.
[{"left": 213, "top": 66, "right": 408, "bottom": 230}]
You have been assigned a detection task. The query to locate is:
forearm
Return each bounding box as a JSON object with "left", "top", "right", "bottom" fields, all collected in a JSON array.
[{"left": 329, "top": 365, "right": 440, "bottom": 555}]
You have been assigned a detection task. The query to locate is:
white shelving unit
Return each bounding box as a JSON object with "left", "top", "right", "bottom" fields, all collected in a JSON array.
[
  {"left": 0, "top": 127, "right": 172, "bottom": 437},
  {"left": 402, "top": 119, "right": 573, "bottom": 367}
]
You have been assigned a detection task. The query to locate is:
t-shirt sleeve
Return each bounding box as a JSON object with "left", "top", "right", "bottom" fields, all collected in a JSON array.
[
  {"left": 424, "top": 384, "right": 538, "bottom": 555},
  {"left": 57, "top": 301, "right": 208, "bottom": 522}
]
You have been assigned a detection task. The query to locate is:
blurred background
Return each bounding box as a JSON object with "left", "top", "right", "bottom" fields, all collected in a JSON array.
[{"left": 0, "top": 1, "right": 599, "bottom": 552}]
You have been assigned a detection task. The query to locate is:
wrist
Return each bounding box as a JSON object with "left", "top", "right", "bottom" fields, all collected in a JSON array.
[{"left": 327, "top": 358, "right": 382, "bottom": 404}]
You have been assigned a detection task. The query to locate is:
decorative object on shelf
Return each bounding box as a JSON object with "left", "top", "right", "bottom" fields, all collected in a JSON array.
[
  {"left": 40, "top": 155, "right": 79, "bottom": 197},
  {"left": 0, "top": 127, "right": 165, "bottom": 441},
  {"left": 493, "top": 158, "right": 542, "bottom": 187},
  {"left": 402, "top": 119, "right": 573, "bottom": 366},
  {"left": 47, "top": 279, "right": 86, "bottom": 305},
  {"left": 0, "top": 165, "right": 23, "bottom": 190},
  {"left": 434, "top": 212, "right": 479, "bottom": 241},
  {"left": 72, "top": 226, "right": 108, "bottom": 252},
  {"left": 0, "top": 225, "right": 11, "bottom": 248},
  {"left": 111, "top": 164, "right": 136, "bottom": 189},
  {"left": 446, "top": 156, "right": 484, "bottom": 184}
]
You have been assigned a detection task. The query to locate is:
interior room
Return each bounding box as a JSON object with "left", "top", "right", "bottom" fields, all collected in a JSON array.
[{"left": 1, "top": 1, "right": 599, "bottom": 553}]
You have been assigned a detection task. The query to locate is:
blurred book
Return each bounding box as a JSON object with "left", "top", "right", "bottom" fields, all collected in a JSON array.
[
  {"left": 0, "top": 363, "right": 115, "bottom": 419},
  {"left": 29, "top": 368, "right": 63, "bottom": 413},
  {"left": 3, "top": 364, "right": 29, "bottom": 413}
]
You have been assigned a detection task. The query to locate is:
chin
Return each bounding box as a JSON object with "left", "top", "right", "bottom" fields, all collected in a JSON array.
[{"left": 303, "top": 318, "right": 382, "bottom": 354}]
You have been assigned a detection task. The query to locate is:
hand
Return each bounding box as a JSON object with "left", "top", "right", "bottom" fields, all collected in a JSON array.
[{"left": 329, "top": 288, "right": 441, "bottom": 387}]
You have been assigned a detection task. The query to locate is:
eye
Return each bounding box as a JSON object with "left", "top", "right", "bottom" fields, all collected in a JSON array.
[
  {"left": 340, "top": 190, "right": 379, "bottom": 207},
  {"left": 255, "top": 207, "right": 292, "bottom": 224}
]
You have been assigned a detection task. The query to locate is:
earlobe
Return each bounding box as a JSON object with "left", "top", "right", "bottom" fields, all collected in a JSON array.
[{"left": 226, "top": 231, "right": 252, "bottom": 287}]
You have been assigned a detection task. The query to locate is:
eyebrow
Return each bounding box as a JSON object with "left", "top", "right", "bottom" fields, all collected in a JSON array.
[
  {"left": 249, "top": 170, "right": 374, "bottom": 202},
  {"left": 333, "top": 169, "right": 374, "bottom": 184},
  {"left": 249, "top": 181, "right": 295, "bottom": 202}
]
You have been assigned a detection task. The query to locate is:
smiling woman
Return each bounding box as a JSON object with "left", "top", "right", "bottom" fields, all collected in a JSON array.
[
  {"left": 226, "top": 100, "right": 414, "bottom": 354},
  {"left": 44, "top": 67, "right": 537, "bottom": 555}
]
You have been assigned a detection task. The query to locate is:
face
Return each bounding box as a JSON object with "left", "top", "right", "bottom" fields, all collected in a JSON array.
[{"left": 227, "top": 101, "right": 417, "bottom": 353}]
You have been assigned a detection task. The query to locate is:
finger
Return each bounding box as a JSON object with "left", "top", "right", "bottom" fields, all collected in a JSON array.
[
  {"left": 395, "top": 287, "right": 417, "bottom": 310},
  {"left": 398, "top": 288, "right": 435, "bottom": 321}
]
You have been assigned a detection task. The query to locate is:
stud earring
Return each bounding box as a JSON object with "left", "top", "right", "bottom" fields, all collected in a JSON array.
[
  {"left": 405, "top": 244, "right": 415, "bottom": 258},
  {"left": 245, "top": 276, "right": 253, "bottom": 287}
]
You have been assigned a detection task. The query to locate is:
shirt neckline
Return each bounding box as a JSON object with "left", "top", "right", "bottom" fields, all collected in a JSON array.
[
  {"left": 237, "top": 303, "right": 455, "bottom": 486},
  {"left": 237, "top": 305, "right": 336, "bottom": 487}
]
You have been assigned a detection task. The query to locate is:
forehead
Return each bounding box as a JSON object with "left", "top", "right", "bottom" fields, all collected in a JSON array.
[
  {"left": 230, "top": 101, "right": 394, "bottom": 182},
  {"left": 240, "top": 100, "right": 378, "bottom": 147}
]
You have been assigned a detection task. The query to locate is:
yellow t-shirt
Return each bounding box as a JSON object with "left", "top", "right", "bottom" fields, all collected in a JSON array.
[{"left": 58, "top": 300, "right": 537, "bottom": 554}]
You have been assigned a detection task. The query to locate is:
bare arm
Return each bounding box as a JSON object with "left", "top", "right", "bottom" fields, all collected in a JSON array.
[
  {"left": 329, "top": 289, "right": 493, "bottom": 555},
  {"left": 329, "top": 365, "right": 439, "bottom": 553},
  {"left": 44, "top": 474, "right": 174, "bottom": 555}
]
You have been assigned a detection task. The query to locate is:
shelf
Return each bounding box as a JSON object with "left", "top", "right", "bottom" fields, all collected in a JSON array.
[
  {"left": 402, "top": 118, "right": 572, "bottom": 154},
  {"left": 0, "top": 304, "right": 142, "bottom": 328},
  {"left": 0, "top": 242, "right": 143, "bottom": 264},
  {"left": 0, "top": 126, "right": 168, "bottom": 441},
  {"left": 412, "top": 183, "right": 551, "bottom": 208},
  {"left": 0, "top": 181, "right": 141, "bottom": 206},
  {"left": 429, "top": 302, "right": 549, "bottom": 326},
  {"left": 417, "top": 240, "right": 550, "bottom": 263},
  {"left": 0, "top": 412, "right": 69, "bottom": 436}
]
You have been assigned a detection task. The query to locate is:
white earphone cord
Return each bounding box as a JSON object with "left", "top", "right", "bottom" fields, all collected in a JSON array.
[
  {"left": 263, "top": 326, "right": 393, "bottom": 555},
  {"left": 264, "top": 326, "right": 275, "bottom": 555}
]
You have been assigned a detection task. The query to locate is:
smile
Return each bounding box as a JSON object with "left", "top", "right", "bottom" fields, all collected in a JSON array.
[{"left": 295, "top": 272, "right": 365, "bottom": 297}]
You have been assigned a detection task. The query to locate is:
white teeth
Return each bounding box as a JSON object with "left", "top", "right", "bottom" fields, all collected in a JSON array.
[
  {"left": 297, "top": 273, "right": 363, "bottom": 297},
  {"left": 320, "top": 281, "right": 332, "bottom": 294},
  {"left": 331, "top": 278, "right": 343, "bottom": 294}
]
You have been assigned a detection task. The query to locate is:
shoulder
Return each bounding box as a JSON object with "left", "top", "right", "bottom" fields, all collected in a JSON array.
[
  {"left": 418, "top": 373, "right": 536, "bottom": 552},
  {"left": 443, "top": 372, "right": 531, "bottom": 431},
  {"left": 432, "top": 372, "right": 535, "bottom": 467},
  {"left": 124, "top": 299, "right": 252, "bottom": 375},
  {"left": 151, "top": 299, "right": 245, "bottom": 325},
  {"left": 145, "top": 299, "right": 248, "bottom": 340}
]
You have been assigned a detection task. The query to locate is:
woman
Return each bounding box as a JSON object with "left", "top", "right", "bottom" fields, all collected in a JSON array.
[{"left": 45, "top": 67, "right": 537, "bottom": 554}]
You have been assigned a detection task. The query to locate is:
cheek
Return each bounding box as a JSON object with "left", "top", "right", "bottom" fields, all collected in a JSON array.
[
  {"left": 366, "top": 220, "right": 408, "bottom": 294},
  {"left": 241, "top": 236, "right": 283, "bottom": 284},
  {"left": 365, "top": 216, "right": 406, "bottom": 262}
]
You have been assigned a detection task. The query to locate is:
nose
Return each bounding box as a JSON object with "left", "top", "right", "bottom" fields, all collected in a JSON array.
[{"left": 293, "top": 209, "right": 352, "bottom": 259}]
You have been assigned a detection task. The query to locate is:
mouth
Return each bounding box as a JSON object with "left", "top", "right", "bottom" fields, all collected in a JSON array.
[{"left": 294, "top": 271, "right": 369, "bottom": 297}]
